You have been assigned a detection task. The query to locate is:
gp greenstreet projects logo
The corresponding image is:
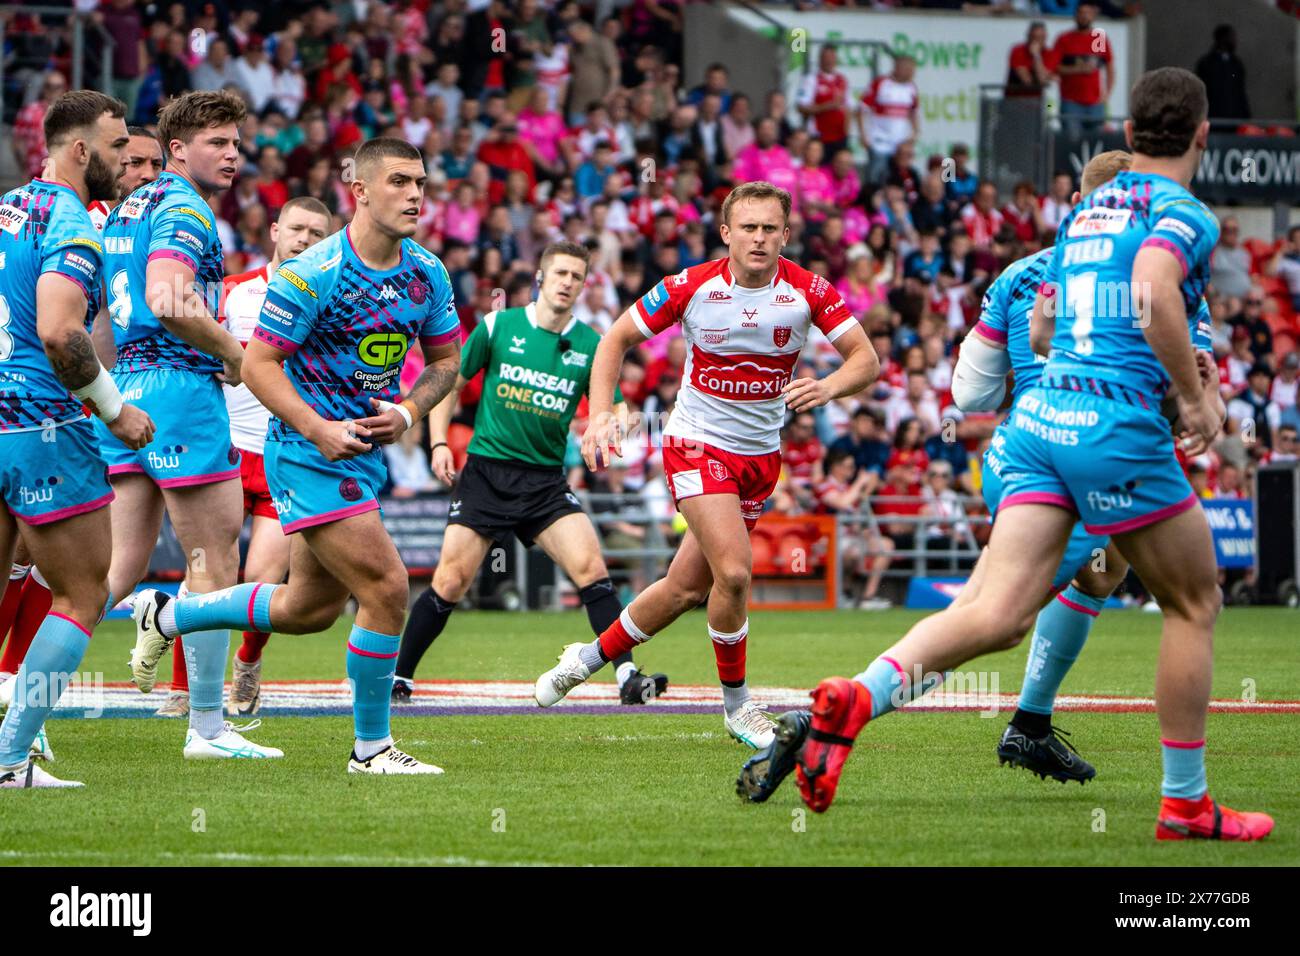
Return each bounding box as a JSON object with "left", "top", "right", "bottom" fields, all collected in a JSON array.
[{"left": 357, "top": 332, "right": 410, "bottom": 369}]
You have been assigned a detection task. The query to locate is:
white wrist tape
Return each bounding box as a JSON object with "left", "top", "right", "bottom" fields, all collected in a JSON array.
[
  {"left": 376, "top": 399, "right": 414, "bottom": 430},
  {"left": 73, "top": 365, "right": 124, "bottom": 424}
]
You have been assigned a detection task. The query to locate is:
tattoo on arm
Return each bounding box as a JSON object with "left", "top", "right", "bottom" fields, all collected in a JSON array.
[
  {"left": 406, "top": 358, "right": 460, "bottom": 419},
  {"left": 47, "top": 328, "right": 102, "bottom": 391}
]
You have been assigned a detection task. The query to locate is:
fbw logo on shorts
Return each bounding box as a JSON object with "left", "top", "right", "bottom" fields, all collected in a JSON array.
[
  {"left": 49, "top": 886, "right": 151, "bottom": 936},
  {"left": 1086, "top": 485, "right": 1135, "bottom": 513},
  {"left": 18, "top": 475, "right": 61, "bottom": 506},
  {"left": 147, "top": 446, "right": 184, "bottom": 471}
]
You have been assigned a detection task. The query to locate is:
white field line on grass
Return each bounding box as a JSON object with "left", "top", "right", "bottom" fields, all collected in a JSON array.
[{"left": 0, "top": 849, "right": 575, "bottom": 867}]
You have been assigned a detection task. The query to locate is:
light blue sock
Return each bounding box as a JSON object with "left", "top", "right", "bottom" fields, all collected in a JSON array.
[
  {"left": 183, "top": 628, "right": 230, "bottom": 738},
  {"left": 853, "top": 657, "right": 946, "bottom": 718},
  {"left": 1018, "top": 586, "right": 1105, "bottom": 715},
  {"left": 1161, "top": 739, "right": 1208, "bottom": 799},
  {"left": 346, "top": 625, "right": 400, "bottom": 743},
  {"left": 168, "top": 583, "right": 277, "bottom": 637},
  {"left": 0, "top": 613, "right": 89, "bottom": 764}
]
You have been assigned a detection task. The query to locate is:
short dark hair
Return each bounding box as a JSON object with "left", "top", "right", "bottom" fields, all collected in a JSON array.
[
  {"left": 1130, "top": 67, "right": 1207, "bottom": 158},
  {"left": 353, "top": 136, "right": 423, "bottom": 178},
  {"left": 279, "top": 195, "right": 331, "bottom": 222},
  {"left": 43, "top": 90, "right": 126, "bottom": 149},
  {"left": 126, "top": 125, "right": 155, "bottom": 140},
  {"left": 157, "top": 90, "right": 247, "bottom": 160},
  {"left": 825, "top": 448, "right": 854, "bottom": 470},
  {"left": 539, "top": 240, "right": 590, "bottom": 276}
]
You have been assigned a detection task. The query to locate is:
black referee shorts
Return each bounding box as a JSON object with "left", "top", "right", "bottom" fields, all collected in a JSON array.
[{"left": 447, "top": 454, "right": 585, "bottom": 547}]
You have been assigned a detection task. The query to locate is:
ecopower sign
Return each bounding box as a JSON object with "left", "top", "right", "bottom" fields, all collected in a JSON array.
[{"left": 726, "top": 7, "right": 1133, "bottom": 166}]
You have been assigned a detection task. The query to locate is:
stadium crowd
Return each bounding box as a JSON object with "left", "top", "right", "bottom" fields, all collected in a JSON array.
[{"left": 3, "top": 0, "right": 1297, "bottom": 603}]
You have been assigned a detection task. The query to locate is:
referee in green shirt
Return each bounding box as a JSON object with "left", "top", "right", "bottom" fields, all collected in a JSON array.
[{"left": 393, "top": 242, "right": 667, "bottom": 704}]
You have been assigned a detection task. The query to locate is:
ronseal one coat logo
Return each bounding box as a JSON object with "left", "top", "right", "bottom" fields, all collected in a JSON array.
[{"left": 357, "top": 332, "right": 410, "bottom": 367}]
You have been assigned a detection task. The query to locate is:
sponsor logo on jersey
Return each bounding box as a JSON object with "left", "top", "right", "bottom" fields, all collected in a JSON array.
[
  {"left": 706, "top": 289, "right": 732, "bottom": 301},
  {"left": 262, "top": 301, "right": 294, "bottom": 322},
  {"left": 771, "top": 294, "right": 798, "bottom": 306},
  {"left": 809, "top": 275, "right": 829, "bottom": 297},
  {"left": 118, "top": 195, "right": 149, "bottom": 220},
  {"left": 0, "top": 204, "right": 29, "bottom": 235},
  {"left": 378, "top": 285, "right": 399, "bottom": 302},
  {"left": 741, "top": 308, "right": 759, "bottom": 323},
  {"left": 175, "top": 206, "right": 213, "bottom": 230},
  {"left": 1066, "top": 208, "right": 1131, "bottom": 237},
  {"left": 56, "top": 236, "right": 103, "bottom": 253},
  {"left": 1086, "top": 488, "right": 1134, "bottom": 513},
  {"left": 689, "top": 347, "right": 796, "bottom": 403},
  {"left": 773, "top": 326, "right": 792, "bottom": 348},
  {"left": 510, "top": 335, "right": 527, "bottom": 355},
  {"left": 276, "top": 267, "right": 317, "bottom": 298},
  {"left": 496, "top": 362, "right": 577, "bottom": 395},
  {"left": 701, "top": 328, "right": 728, "bottom": 346},
  {"left": 560, "top": 350, "right": 589, "bottom": 367},
  {"left": 670, "top": 269, "right": 689, "bottom": 287},
  {"left": 358, "top": 332, "right": 410, "bottom": 367},
  {"left": 173, "top": 229, "right": 204, "bottom": 252},
  {"left": 1153, "top": 216, "right": 1198, "bottom": 244},
  {"left": 105, "top": 236, "right": 133, "bottom": 254},
  {"left": 318, "top": 252, "right": 342, "bottom": 271},
  {"left": 63, "top": 252, "right": 95, "bottom": 277},
  {"left": 641, "top": 282, "right": 667, "bottom": 314},
  {"left": 1062, "top": 238, "right": 1113, "bottom": 265},
  {"left": 408, "top": 279, "right": 428, "bottom": 304}
]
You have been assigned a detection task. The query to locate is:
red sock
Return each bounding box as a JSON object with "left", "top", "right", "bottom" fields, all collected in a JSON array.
[
  {"left": 709, "top": 621, "right": 748, "bottom": 684},
  {"left": 0, "top": 571, "right": 28, "bottom": 658},
  {"left": 598, "top": 614, "right": 643, "bottom": 661},
  {"left": 237, "top": 630, "right": 270, "bottom": 663},
  {"left": 171, "top": 636, "right": 189, "bottom": 691},
  {"left": 0, "top": 574, "right": 53, "bottom": 674}
]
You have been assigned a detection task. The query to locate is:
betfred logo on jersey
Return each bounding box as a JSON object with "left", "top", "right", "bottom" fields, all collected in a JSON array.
[
  {"left": 1066, "top": 208, "right": 1132, "bottom": 237},
  {"left": 689, "top": 346, "right": 796, "bottom": 403}
]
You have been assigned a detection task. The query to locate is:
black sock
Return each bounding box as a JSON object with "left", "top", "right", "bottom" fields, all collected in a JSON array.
[
  {"left": 579, "top": 578, "right": 631, "bottom": 669},
  {"left": 1011, "top": 707, "right": 1052, "bottom": 739},
  {"left": 395, "top": 588, "right": 456, "bottom": 681}
]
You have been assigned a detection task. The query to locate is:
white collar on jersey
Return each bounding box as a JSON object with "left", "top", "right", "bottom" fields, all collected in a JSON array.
[
  {"left": 721, "top": 258, "right": 782, "bottom": 293},
  {"left": 526, "top": 300, "right": 578, "bottom": 336}
]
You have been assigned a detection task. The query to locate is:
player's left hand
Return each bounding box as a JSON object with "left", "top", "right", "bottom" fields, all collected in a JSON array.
[
  {"left": 353, "top": 398, "right": 410, "bottom": 445},
  {"left": 783, "top": 377, "right": 833, "bottom": 413}
]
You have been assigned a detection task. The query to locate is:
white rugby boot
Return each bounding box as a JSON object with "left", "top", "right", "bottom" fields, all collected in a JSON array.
[
  {"left": 183, "top": 719, "right": 283, "bottom": 760},
  {"left": 128, "top": 589, "right": 175, "bottom": 694},
  {"left": 725, "top": 699, "right": 777, "bottom": 749},
  {"left": 347, "top": 745, "right": 444, "bottom": 775},
  {"left": 0, "top": 759, "right": 82, "bottom": 789},
  {"left": 533, "top": 642, "right": 591, "bottom": 707}
]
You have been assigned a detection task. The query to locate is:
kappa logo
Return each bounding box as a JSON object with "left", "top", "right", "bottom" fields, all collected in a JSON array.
[
  {"left": 378, "top": 286, "right": 399, "bottom": 302},
  {"left": 706, "top": 289, "right": 732, "bottom": 301},
  {"left": 773, "top": 326, "right": 792, "bottom": 348}
]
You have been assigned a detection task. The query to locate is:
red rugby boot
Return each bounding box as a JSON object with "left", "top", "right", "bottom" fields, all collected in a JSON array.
[
  {"left": 1156, "top": 794, "right": 1274, "bottom": 842},
  {"left": 795, "top": 677, "right": 874, "bottom": 813}
]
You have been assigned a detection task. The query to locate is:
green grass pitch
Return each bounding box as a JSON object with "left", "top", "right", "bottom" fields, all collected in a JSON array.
[{"left": 3, "top": 608, "right": 1297, "bottom": 867}]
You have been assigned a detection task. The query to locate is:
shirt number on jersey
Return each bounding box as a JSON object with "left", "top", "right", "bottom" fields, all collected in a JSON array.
[
  {"left": 109, "top": 270, "right": 132, "bottom": 330},
  {"left": 1066, "top": 272, "right": 1096, "bottom": 356},
  {"left": 0, "top": 293, "right": 12, "bottom": 362}
]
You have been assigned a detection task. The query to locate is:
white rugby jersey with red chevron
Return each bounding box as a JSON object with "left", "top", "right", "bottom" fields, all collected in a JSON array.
[
  {"left": 219, "top": 265, "right": 273, "bottom": 455},
  {"left": 632, "top": 256, "right": 858, "bottom": 455}
]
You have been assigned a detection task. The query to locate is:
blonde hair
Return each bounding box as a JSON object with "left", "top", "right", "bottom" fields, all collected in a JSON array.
[
  {"left": 720, "top": 181, "right": 792, "bottom": 226},
  {"left": 1080, "top": 149, "right": 1132, "bottom": 194}
]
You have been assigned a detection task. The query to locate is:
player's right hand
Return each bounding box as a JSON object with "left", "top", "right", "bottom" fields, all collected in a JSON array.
[
  {"left": 431, "top": 443, "right": 456, "bottom": 485},
  {"left": 1176, "top": 393, "right": 1221, "bottom": 457},
  {"left": 312, "top": 419, "right": 374, "bottom": 462},
  {"left": 581, "top": 411, "right": 622, "bottom": 471},
  {"left": 108, "top": 404, "right": 155, "bottom": 450}
]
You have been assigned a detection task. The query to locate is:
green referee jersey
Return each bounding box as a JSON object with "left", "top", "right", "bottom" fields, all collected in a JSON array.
[{"left": 461, "top": 303, "right": 622, "bottom": 468}]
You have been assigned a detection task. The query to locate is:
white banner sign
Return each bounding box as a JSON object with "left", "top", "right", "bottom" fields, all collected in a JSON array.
[{"left": 727, "top": 7, "right": 1134, "bottom": 167}]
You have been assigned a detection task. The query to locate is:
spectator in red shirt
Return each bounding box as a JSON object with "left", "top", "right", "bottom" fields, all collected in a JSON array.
[
  {"left": 782, "top": 412, "right": 825, "bottom": 492},
  {"left": 1003, "top": 181, "right": 1044, "bottom": 243},
  {"left": 12, "top": 72, "right": 67, "bottom": 178},
  {"left": 476, "top": 117, "right": 537, "bottom": 206},
  {"left": 960, "top": 181, "right": 1005, "bottom": 250},
  {"left": 797, "top": 44, "right": 851, "bottom": 161},
  {"left": 1051, "top": 2, "right": 1113, "bottom": 135},
  {"left": 1006, "top": 21, "right": 1054, "bottom": 99}
]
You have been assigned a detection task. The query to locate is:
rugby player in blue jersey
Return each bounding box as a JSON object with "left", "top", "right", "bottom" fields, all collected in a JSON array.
[
  {"left": 740, "top": 70, "right": 1272, "bottom": 841},
  {"left": 0, "top": 91, "right": 155, "bottom": 788},
  {"left": 129, "top": 138, "right": 462, "bottom": 774}
]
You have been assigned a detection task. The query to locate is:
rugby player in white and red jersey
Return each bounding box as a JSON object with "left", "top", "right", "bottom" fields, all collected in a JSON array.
[
  {"left": 155, "top": 196, "right": 332, "bottom": 718},
  {"left": 88, "top": 126, "right": 165, "bottom": 234},
  {"left": 533, "top": 181, "right": 879, "bottom": 748}
]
